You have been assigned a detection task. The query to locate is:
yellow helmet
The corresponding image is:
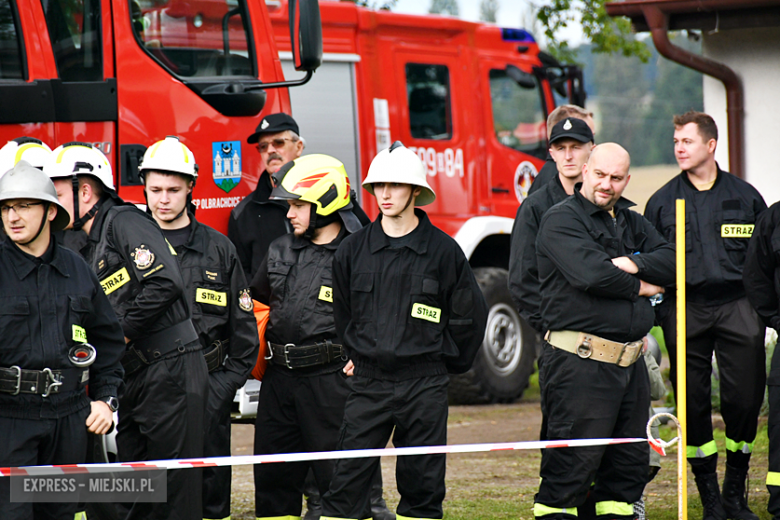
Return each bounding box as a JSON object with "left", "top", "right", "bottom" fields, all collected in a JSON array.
[{"left": 271, "top": 154, "right": 352, "bottom": 217}]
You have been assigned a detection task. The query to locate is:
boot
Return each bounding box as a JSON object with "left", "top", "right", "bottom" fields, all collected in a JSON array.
[
  {"left": 694, "top": 473, "right": 727, "bottom": 520},
  {"left": 303, "top": 471, "right": 322, "bottom": 520},
  {"left": 721, "top": 465, "right": 759, "bottom": 520},
  {"left": 370, "top": 480, "right": 395, "bottom": 520}
]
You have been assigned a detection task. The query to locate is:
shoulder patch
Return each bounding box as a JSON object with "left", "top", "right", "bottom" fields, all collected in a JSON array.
[
  {"left": 238, "top": 288, "right": 253, "bottom": 312},
  {"left": 132, "top": 245, "right": 155, "bottom": 269}
]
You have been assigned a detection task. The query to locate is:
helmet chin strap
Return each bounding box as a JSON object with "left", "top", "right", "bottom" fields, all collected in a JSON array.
[
  {"left": 19, "top": 202, "right": 50, "bottom": 246},
  {"left": 70, "top": 175, "right": 104, "bottom": 231},
  {"left": 303, "top": 204, "right": 318, "bottom": 239}
]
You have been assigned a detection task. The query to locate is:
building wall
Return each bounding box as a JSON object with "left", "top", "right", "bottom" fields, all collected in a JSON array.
[{"left": 703, "top": 27, "right": 780, "bottom": 205}]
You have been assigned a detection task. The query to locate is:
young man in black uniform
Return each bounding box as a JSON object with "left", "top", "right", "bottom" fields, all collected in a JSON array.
[
  {"left": 645, "top": 111, "right": 767, "bottom": 520},
  {"left": 140, "top": 136, "right": 260, "bottom": 520},
  {"left": 45, "top": 143, "right": 208, "bottom": 520},
  {"left": 321, "top": 142, "right": 488, "bottom": 520},
  {"left": 743, "top": 200, "right": 780, "bottom": 520},
  {"left": 0, "top": 162, "right": 125, "bottom": 520},
  {"left": 250, "top": 154, "right": 365, "bottom": 520},
  {"left": 229, "top": 113, "right": 303, "bottom": 279},
  {"left": 533, "top": 143, "right": 675, "bottom": 520}
]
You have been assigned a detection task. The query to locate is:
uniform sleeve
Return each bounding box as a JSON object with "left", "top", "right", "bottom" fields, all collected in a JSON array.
[
  {"left": 537, "top": 207, "right": 641, "bottom": 300},
  {"left": 332, "top": 244, "right": 353, "bottom": 357},
  {"left": 84, "top": 269, "right": 126, "bottom": 400},
  {"left": 628, "top": 215, "right": 676, "bottom": 287},
  {"left": 743, "top": 207, "right": 780, "bottom": 332},
  {"left": 443, "top": 252, "right": 489, "bottom": 374},
  {"left": 228, "top": 210, "right": 253, "bottom": 280},
  {"left": 508, "top": 201, "right": 545, "bottom": 333},
  {"left": 249, "top": 252, "right": 271, "bottom": 305},
  {"left": 112, "top": 211, "right": 185, "bottom": 340}
]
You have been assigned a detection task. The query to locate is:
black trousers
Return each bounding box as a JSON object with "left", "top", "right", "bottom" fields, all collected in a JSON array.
[
  {"left": 765, "top": 346, "right": 780, "bottom": 518},
  {"left": 117, "top": 348, "right": 208, "bottom": 520},
  {"left": 322, "top": 374, "right": 449, "bottom": 520},
  {"left": 202, "top": 371, "right": 236, "bottom": 520},
  {"left": 535, "top": 346, "right": 649, "bottom": 520},
  {"left": 0, "top": 407, "right": 90, "bottom": 520},
  {"left": 661, "top": 297, "right": 765, "bottom": 472},
  {"left": 253, "top": 366, "right": 351, "bottom": 519}
]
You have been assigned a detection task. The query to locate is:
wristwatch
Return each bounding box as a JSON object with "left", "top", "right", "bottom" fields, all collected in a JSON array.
[{"left": 99, "top": 396, "right": 119, "bottom": 412}]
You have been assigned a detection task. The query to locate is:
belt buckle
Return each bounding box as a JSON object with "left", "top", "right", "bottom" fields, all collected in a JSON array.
[
  {"left": 9, "top": 365, "right": 21, "bottom": 395},
  {"left": 576, "top": 338, "right": 592, "bottom": 359},
  {"left": 283, "top": 343, "right": 295, "bottom": 369},
  {"left": 41, "top": 368, "right": 63, "bottom": 397}
]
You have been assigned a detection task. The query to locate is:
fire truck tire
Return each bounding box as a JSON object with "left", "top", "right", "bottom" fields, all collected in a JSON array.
[{"left": 448, "top": 267, "right": 537, "bottom": 405}]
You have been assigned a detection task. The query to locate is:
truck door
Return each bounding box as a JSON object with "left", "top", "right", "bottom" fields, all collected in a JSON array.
[
  {"left": 479, "top": 57, "right": 548, "bottom": 217},
  {"left": 111, "top": 0, "right": 289, "bottom": 233},
  {"left": 394, "top": 51, "right": 470, "bottom": 222}
]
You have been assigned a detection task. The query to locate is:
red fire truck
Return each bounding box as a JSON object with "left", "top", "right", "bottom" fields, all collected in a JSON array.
[{"left": 265, "top": 0, "right": 586, "bottom": 403}]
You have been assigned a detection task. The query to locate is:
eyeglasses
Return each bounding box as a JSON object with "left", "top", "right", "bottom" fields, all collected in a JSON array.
[
  {"left": 1, "top": 202, "right": 44, "bottom": 216},
  {"left": 256, "top": 138, "right": 295, "bottom": 153}
]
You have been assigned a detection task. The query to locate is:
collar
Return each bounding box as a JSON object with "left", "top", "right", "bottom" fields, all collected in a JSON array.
[
  {"left": 86, "top": 195, "right": 119, "bottom": 244},
  {"left": 177, "top": 212, "right": 206, "bottom": 254},
  {"left": 290, "top": 224, "right": 348, "bottom": 251},
  {"left": 368, "top": 208, "right": 432, "bottom": 255},
  {"left": 4, "top": 234, "right": 70, "bottom": 280},
  {"left": 681, "top": 162, "right": 725, "bottom": 191},
  {"left": 573, "top": 183, "right": 636, "bottom": 216},
  {"left": 251, "top": 171, "right": 287, "bottom": 209},
  {"left": 550, "top": 173, "right": 569, "bottom": 200}
]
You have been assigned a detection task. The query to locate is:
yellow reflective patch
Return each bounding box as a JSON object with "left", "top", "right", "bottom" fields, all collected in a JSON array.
[
  {"left": 100, "top": 267, "right": 130, "bottom": 295},
  {"left": 72, "top": 325, "right": 87, "bottom": 343},
  {"left": 411, "top": 303, "right": 441, "bottom": 323},
  {"left": 196, "top": 288, "right": 227, "bottom": 307},
  {"left": 165, "top": 238, "right": 177, "bottom": 255},
  {"left": 721, "top": 224, "right": 754, "bottom": 238},
  {"left": 767, "top": 471, "right": 780, "bottom": 486},
  {"left": 319, "top": 286, "right": 333, "bottom": 303}
]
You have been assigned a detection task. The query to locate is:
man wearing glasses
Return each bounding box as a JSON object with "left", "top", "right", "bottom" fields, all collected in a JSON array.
[{"left": 228, "top": 113, "right": 305, "bottom": 280}]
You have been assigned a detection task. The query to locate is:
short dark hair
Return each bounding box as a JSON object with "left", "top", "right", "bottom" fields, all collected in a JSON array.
[{"left": 673, "top": 111, "right": 718, "bottom": 142}]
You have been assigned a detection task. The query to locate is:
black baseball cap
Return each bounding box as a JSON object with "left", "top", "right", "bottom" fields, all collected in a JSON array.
[
  {"left": 247, "top": 113, "right": 300, "bottom": 144},
  {"left": 549, "top": 117, "right": 594, "bottom": 144}
]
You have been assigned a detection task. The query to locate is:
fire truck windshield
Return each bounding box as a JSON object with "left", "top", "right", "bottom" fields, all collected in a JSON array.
[{"left": 489, "top": 68, "right": 547, "bottom": 160}]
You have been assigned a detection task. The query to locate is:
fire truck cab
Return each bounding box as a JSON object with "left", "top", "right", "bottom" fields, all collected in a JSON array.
[{"left": 269, "top": 0, "right": 586, "bottom": 403}]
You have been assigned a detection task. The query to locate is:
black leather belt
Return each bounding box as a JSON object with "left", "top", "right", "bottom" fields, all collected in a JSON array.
[
  {"left": 269, "top": 341, "right": 345, "bottom": 369},
  {"left": 204, "top": 339, "right": 229, "bottom": 372},
  {"left": 0, "top": 366, "right": 88, "bottom": 397},
  {"left": 122, "top": 320, "right": 200, "bottom": 375}
]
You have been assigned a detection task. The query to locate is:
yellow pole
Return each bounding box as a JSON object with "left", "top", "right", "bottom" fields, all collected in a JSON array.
[{"left": 676, "top": 199, "right": 688, "bottom": 520}]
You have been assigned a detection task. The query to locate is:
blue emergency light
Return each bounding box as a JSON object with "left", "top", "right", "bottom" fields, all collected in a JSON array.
[{"left": 501, "top": 28, "right": 535, "bottom": 43}]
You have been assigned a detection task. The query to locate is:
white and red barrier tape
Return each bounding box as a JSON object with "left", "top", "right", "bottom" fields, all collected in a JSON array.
[{"left": 1, "top": 437, "right": 651, "bottom": 477}]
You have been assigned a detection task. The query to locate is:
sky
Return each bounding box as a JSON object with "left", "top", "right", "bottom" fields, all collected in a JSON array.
[{"left": 391, "top": 0, "right": 585, "bottom": 46}]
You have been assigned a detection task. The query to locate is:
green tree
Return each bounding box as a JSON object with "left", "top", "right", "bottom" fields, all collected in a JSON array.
[
  {"left": 479, "top": 0, "right": 498, "bottom": 23},
  {"left": 535, "top": 0, "right": 651, "bottom": 64},
  {"left": 429, "top": 0, "right": 460, "bottom": 16}
]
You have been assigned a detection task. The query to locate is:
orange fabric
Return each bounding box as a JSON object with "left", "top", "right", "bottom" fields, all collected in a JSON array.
[{"left": 251, "top": 300, "right": 270, "bottom": 381}]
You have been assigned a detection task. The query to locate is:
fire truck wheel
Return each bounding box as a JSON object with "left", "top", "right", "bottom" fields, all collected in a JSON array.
[{"left": 448, "top": 267, "right": 538, "bottom": 405}]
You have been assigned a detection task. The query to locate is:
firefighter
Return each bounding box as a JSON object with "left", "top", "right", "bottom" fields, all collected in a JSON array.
[
  {"left": 527, "top": 105, "right": 595, "bottom": 197},
  {"left": 140, "top": 136, "right": 260, "bottom": 520},
  {"left": 249, "top": 154, "right": 365, "bottom": 520},
  {"left": 321, "top": 142, "right": 488, "bottom": 520},
  {"left": 533, "top": 143, "right": 675, "bottom": 520},
  {"left": 229, "top": 112, "right": 304, "bottom": 280},
  {"left": 44, "top": 143, "right": 209, "bottom": 520},
  {"left": 0, "top": 161, "right": 125, "bottom": 520},
  {"left": 0, "top": 137, "right": 52, "bottom": 173},
  {"left": 644, "top": 111, "right": 766, "bottom": 520},
  {"left": 743, "top": 200, "right": 780, "bottom": 519}
]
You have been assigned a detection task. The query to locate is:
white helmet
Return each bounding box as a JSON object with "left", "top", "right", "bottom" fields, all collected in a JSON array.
[
  {"left": 44, "top": 142, "right": 115, "bottom": 191},
  {"left": 0, "top": 137, "right": 53, "bottom": 175},
  {"left": 139, "top": 136, "right": 198, "bottom": 180},
  {"left": 362, "top": 141, "right": 435, "bottom": 206}
]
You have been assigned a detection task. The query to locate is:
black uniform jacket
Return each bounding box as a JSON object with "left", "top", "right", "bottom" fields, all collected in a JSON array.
[
  {"left": 0, "top": 238, "right": 125, "bottom": 419},
  {"left": 537, "top": 188, "right": 675, "bottom": 342},
  {"left": 80, "top": 196, "right": 190, "bottom": 342},
  {"left": 228, "top": 171, "right": 290, "bottom": 280},
  {"left": 743, "top": 201, "right": 780, "bottom": 333},
  {"left": 332, "top": 209, "right": 488, "bottom": 377},
  {"left": 173, "top": 214, "right": 259, "bottom": 389},
  {"left": 644, "top": 165, "right": 766, "bottom": 305},
  {"left": 509, "top": 173, "right": 569, "bottom": 333},
  {"left": 251, "top": 228, "right": 349, "bottom": 375},
  {"left": 527, "top": 153, "right": 557, "bottom": 197}
]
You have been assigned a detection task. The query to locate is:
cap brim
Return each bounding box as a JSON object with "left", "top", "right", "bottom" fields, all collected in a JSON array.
[{"left": 550, "top": 132, "right": 592, "bottom": 144}]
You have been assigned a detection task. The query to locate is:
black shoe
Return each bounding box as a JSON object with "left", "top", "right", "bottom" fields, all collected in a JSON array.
[
  {"left": 370, "top": 484, "right": 395, "bottom": 520},
  {"left": 722, "top": 465, "right": 759, "bottom": 520},
  {"left": 694, "top": 473, "right": 727, "bottom": 520}
]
